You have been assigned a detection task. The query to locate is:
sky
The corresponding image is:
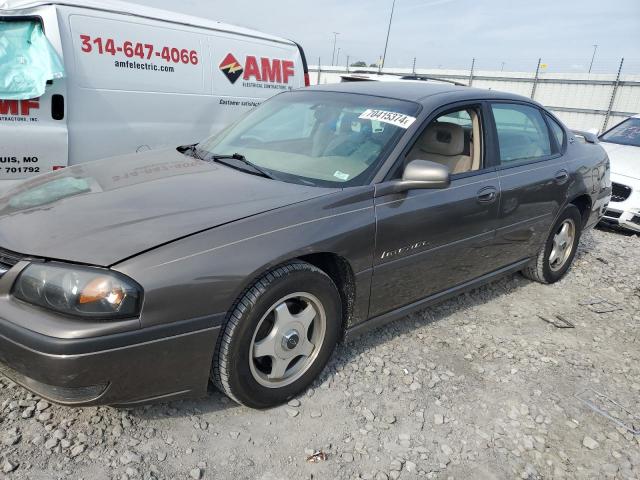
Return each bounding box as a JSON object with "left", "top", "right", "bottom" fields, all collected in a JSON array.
[{"left": 132, "top": 0, "right": 640, "bottom": 73}]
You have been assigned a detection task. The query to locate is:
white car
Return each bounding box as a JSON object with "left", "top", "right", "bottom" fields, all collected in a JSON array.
[{"left": 600, "top": 115, "right": 640, "bottom": 233}]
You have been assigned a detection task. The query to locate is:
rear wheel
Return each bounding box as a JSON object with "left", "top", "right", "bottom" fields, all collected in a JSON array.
[
  {"left": 522, "top": 205, "right": 582, "bottom": 284},
  {"left": 212, "top": 261, "right": 341, "bottom": 409}
]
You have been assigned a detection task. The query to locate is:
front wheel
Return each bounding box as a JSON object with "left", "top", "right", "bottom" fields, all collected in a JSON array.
[
  {"left": 212, "top": 261, "right": 341, "bottom": 409},
  {"left": 522, "top": 205, "right": 582, "bottom": 284}
]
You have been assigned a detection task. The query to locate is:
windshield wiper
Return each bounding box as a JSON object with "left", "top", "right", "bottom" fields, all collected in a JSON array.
[
  {"left": 178, "top": 143, "right": 204, "bottom": 160},
  {"left": 207, "top": 153, "right": 274, "bottom": 180}
]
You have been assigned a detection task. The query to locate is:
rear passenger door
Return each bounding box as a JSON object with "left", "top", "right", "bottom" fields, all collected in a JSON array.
[{"left": 489, "top": 102, "right": 570, "bottom": 265}]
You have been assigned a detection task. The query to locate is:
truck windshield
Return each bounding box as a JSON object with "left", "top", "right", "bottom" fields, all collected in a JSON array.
[
  {"left": 600, "top": 118, "right": 640, "bottom": 148},
  {"left": 0, "top": 20, "right": 65, "bottom": 100},
  {"left": 197, "top": 91, "right": 420, "bottom": 187}
]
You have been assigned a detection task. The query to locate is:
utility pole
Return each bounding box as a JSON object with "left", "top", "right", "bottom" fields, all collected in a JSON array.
[
  {"left": 331, "top": 32, "right": 339, "bottom": 66},
  {"left": 588, "top": 44, "right": 598, "bottom": 73},
  {"left": 468, "top": 58, "right": 475, "bottom": 86},
  {"left": 381, "top": 0, "right": 396, "bottom": 69},
  {"left": 603, "top": 58, "right": 624, "bottom": 131},
  {"left": 346, "top": 55, "right": 350, "bottom": 72},
  {"left": 531, "top": 58, "right": 542, "bottom": 99},
  {"left": 412, "top": 57, "right": 416, "bottom": 74},
  {"left": 501, "top": 62, "right": 505, "bottom": 71},
  {"left": 336, "top": 47, "right": 341, "bottom": 67}
]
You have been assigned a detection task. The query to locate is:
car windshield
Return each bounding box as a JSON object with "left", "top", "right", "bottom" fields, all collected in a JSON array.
[
  {"left": 197, "top": 91, "right": 420, "bottom": 187},
  {"left": 600, "top": 117, "right": 640, "bottom": 147}
]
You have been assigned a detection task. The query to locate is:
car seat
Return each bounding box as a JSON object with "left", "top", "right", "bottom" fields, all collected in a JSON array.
[{"left": 407, "top": 122, "right": 472, "bottom": 174}]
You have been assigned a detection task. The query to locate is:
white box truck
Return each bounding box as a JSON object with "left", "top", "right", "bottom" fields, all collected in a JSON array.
[{"left": 0, "top": 0, "right": 310, "bottom": 188}]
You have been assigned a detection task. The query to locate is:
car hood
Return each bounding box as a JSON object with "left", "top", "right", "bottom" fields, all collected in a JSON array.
[
  {"left": 0, "top": 149, "right": 337, "bottom": 266},
  {"left": 600, "top": 142, "right": 639, "bottom": 180}
]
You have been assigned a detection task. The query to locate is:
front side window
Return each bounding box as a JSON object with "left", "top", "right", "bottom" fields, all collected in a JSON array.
[
  {"left": 600, "top": 117, "right": 640, "bottom": 147},
  {"left": 197, "top": 91, "right": 420, "bottom": 187},
  {"left": 491, "top": 104, "right": 552, "bottom": 165},
  {"left": 406, "top": 107, "right": 483, "bottom": 175}
]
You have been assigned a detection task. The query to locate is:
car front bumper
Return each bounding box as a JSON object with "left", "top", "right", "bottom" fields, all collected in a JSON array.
[
  {"left": 0, "top": 311, "right": 222, "bottom": 406},
  {"left": 601, "top": 173, "right": 640, "bottom": 233},
  {"left": 601, "top": 208, "right": 640, "bottom": 232},
  {"left": 0, "top": 259, "right": 225, "bottom": 406}
]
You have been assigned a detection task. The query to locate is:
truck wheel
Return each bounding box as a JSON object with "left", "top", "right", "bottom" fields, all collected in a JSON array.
[
  {"left": 522, "top": 205, "right": 582, "bottom": 284},
  {"left": 212, "top": 261, "right": 341, "bottom": 409}
]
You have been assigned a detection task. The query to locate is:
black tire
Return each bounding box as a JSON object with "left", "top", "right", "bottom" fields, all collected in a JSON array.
[
  {"left": 212, "top": 261, "right": 341, "bottom": 409},
  {"left": 522, "top": 205, "right": 583, "bottom": 284}
]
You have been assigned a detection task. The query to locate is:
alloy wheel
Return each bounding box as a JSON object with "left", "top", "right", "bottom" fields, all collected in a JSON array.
[
  {"left": 249, "top": 292, "right": 327, "bottom": 388},
  {"left": 549, "top": 218, "right": 576, "bottom": 272}
]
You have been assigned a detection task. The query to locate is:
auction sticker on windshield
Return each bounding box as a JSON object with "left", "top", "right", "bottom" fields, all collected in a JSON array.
[{"left": 359, "top": 109, "right": 417, "bottom": 129}]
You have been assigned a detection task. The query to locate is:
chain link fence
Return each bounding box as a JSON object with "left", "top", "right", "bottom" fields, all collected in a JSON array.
[{"left": 309, "top": 58, "right": 640, "bottom": 132}]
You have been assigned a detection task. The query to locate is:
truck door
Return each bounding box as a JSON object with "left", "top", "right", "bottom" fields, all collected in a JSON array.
[{"left": 0, "top": 13, "right": 68, "bottom": 184}]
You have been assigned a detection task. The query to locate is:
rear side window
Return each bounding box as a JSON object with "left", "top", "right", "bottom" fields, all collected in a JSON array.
[
  {"left": 546, "top": 114, "right": 566, "bottom": 151},
  {"left": 491, "top": 103, "right": 552, "bottom": 165}
]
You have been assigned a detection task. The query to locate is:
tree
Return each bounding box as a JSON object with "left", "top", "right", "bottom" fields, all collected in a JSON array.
[
  {"left": 369, "top": 63, "right": 378, "bottom": 68},
  {"left": 350, "top": 61, "right": 367, "bottom": 68}
]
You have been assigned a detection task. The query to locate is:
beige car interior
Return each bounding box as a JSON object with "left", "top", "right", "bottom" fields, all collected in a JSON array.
[{"left": 407, "top": 109, "right": 482, "bottom": 174}]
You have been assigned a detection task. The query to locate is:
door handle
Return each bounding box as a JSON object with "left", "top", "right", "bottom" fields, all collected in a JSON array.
[
  {"left": 51, "top": 94, "right": 65, "bottom": 121},
  {"left": 477, "top": 186, "right": 498, "bottom": 204},
  {"left": 554, "top": 170, "right": 569, "bottom": 185}
]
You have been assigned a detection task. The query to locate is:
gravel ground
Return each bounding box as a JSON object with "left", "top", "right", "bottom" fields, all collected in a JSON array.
[{"left": 1, "top": 227, "right": 639, "bottom": 480}]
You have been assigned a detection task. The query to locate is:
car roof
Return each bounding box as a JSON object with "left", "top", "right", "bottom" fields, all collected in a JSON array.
[
  {"left": 0, "top": 0, "right": 294, "bottom": 45},
  {"left": 341, "top": 72, "right": 466, "bottom": 86},
  {"left": 306, "top": 81, "right": 537, "bottom": 106},
  {"left": 341, "top": 73, "right": 448, "bottom": 83}
]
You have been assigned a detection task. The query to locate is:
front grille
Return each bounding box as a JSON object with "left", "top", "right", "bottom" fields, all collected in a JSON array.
[
  {"left": 0, "top": 248, "right": 24, "bottom": 276},
  {"left": 605, "top": 210, "right": 622, "bottom": 219},
  {"left": 611, "top": 182, "right": 632, "bottom": 203}
]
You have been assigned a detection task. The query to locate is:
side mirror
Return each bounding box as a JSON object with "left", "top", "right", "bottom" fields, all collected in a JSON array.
[
  {"left": 398, "top": 159, "right": 451, "bottom": 191},
  {"left": 375, "top": 160, "right": 451, "bottom": 197},
  {"left": 586, "top": 128, "right": 600, "bottom": 136}
]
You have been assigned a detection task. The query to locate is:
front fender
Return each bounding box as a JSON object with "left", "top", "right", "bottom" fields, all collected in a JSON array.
[{"left": 114, "top": 187, "right": 376, "bottom": 330}]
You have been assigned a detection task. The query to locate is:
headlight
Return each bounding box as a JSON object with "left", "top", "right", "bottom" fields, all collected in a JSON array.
[{"left": 12, "top": 263, "right": 142, "bottom": 319}]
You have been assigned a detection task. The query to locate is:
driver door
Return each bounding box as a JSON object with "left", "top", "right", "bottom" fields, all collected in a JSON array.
[{"left": 369, "top": 103, "right": 503, "bottom": 317}]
